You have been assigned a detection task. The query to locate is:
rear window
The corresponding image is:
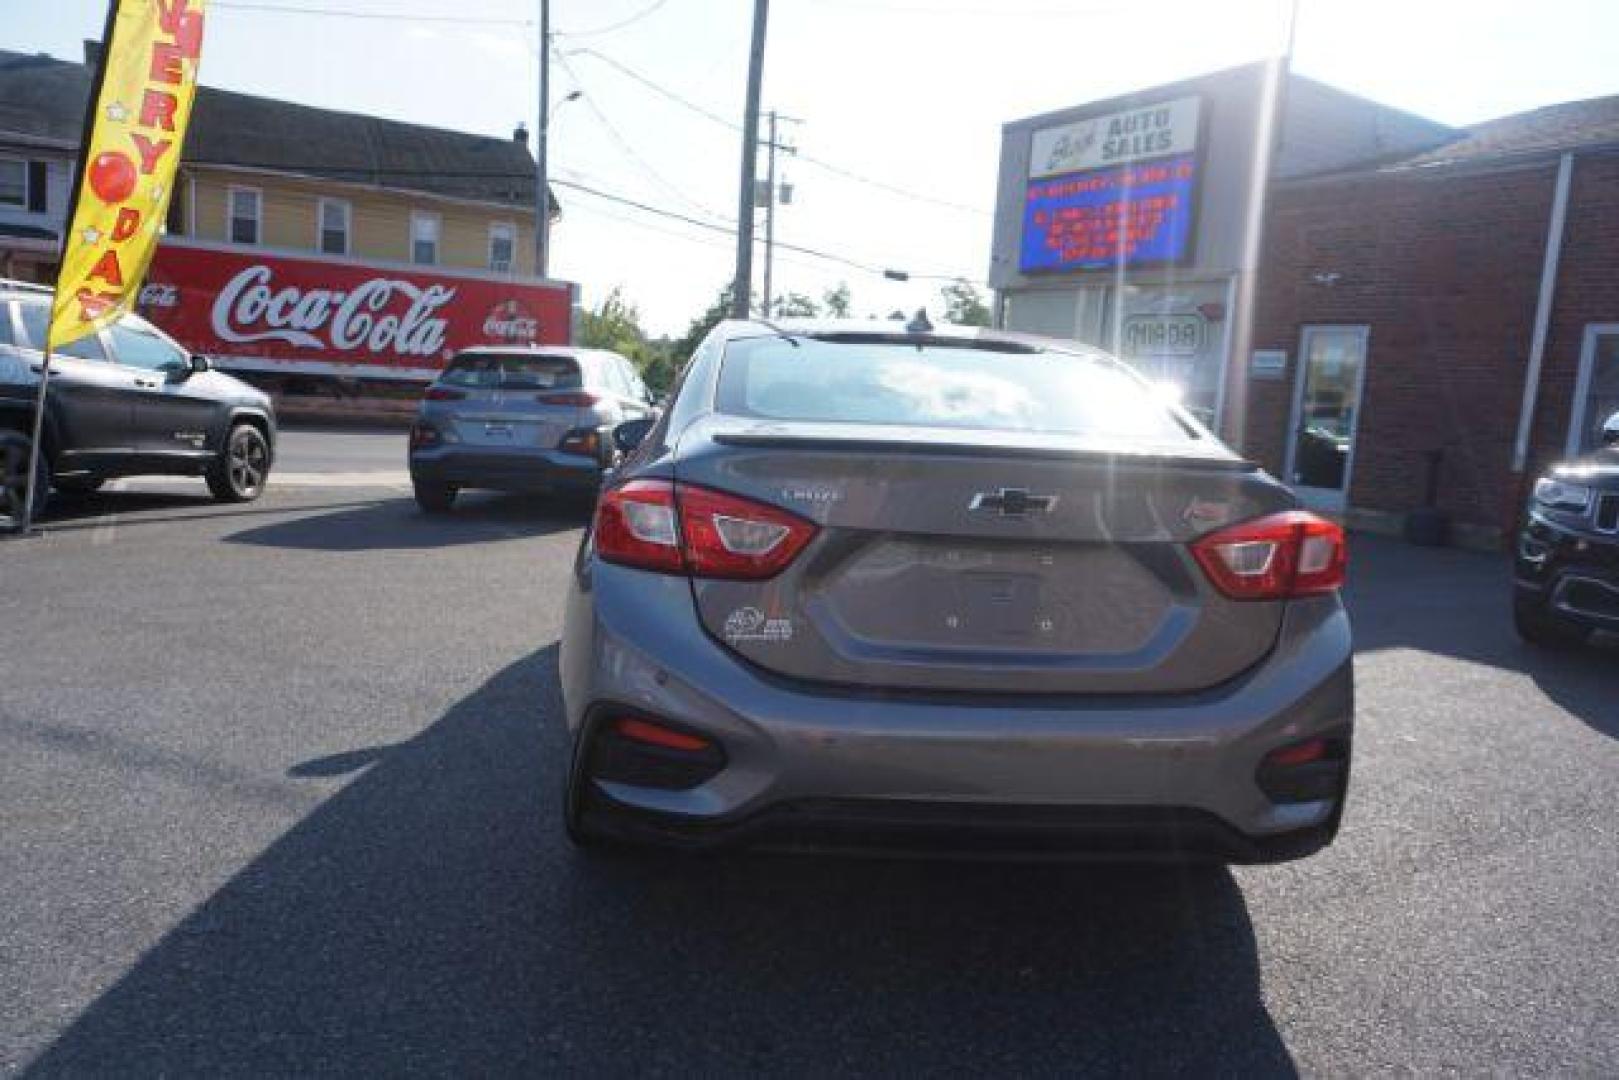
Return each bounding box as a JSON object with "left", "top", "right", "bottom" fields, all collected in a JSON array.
[
  {"left": 716, "top": 336, "right": 1192, "bottom": 441},
  {"left": 440, "top": 352, "right": 581, "bottom": 390}
]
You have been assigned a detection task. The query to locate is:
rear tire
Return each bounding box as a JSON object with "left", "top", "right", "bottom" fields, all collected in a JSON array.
[
  {"left": 1513, "top": 594, "right": 1589, "bottom": 649},
  {"left": 413, "top": 479, "right": 458, "bottom": 514},
  {"left": 207, "top": 424, "right": 270, "bottom": 503},
  {"left": 0, "top": 430, "right": 49, "bottom": 524}
]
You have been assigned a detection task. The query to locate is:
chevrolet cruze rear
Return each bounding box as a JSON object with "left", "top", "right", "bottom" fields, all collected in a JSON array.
[{"left": 560, "top": 321, "right": 1353, "bottom": 861}]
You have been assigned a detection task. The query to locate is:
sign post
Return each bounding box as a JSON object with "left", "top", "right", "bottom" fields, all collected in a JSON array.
[{"left": 14, "top": 0, "right": 208, "bottom": 534}]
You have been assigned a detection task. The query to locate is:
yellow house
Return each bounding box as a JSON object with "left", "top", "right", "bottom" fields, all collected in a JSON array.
[
  {"left": 0, "top": 46, "right": 555, "bottom": 282},
  {"left": 177, "top": 165, "right": 540, "bottom": 276}
]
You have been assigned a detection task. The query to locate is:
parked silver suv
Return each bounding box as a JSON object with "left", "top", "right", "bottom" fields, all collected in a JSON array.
[{"left": 407, "top": 346, "right": 655, "bottom": 513}]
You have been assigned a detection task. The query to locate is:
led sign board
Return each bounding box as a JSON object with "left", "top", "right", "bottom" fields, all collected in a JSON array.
[{"left": 1020, "top": 96, "right": 1202, "bottom": 274}]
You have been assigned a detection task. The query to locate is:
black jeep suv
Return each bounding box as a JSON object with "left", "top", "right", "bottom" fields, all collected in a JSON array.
[
  {"left": 1514, "top": 412, "right": 1619, "bottom": 647},
  {"left": 0, "top": 280, "right": 275, "bottom": 521}
]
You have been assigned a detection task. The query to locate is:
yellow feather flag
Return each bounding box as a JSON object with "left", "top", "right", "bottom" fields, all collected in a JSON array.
[{"left": 49, "top": 0, "right": 208, "bottom": 351}]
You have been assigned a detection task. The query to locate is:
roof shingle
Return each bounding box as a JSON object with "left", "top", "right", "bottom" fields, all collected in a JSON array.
[{"left": 1393, "top": 93, "right": 1619, "bottom": 168}]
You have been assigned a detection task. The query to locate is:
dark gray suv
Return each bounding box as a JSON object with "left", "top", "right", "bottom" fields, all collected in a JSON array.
[
  {"left": 0, "top": 280, "right": 276, "bottom": 521},
  {"left": 408, "top": 346, "right": 655, "bottom": 513}
]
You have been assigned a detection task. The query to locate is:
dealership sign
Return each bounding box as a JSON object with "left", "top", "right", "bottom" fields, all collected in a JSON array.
[
  {"left": 138, "top": 241, "right": 572, "bottom": 376},
  {"left": 1021, "top": 96, "right": 1202, "bottom": 274},
  {"left": 1030, "top": 96, "right": 1201, "bottom": 179}
]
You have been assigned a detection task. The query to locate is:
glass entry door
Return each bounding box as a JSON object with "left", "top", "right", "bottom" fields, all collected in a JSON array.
[
  {"left": 1569, "top": 326, "right": 1619, "bottom": 456},
  {"left": 1286, "top": 326, "right": 1369, "bottom": 512}
]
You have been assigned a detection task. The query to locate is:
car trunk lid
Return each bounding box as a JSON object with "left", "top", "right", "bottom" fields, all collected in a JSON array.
[{"left": 675, "top": 417, "right": 1294, "bottom": 695}]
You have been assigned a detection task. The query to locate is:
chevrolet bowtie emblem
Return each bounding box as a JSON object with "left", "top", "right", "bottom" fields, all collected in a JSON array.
[{"left": 969, "top": 488, "right": 1058, "bottom": 517}]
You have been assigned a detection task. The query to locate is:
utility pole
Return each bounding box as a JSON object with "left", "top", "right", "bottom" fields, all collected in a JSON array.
[
  {"left": 731, "top": 0, "right": 769, "bottom": 319},
  {"left": 759, "top": 109, "right": 799, "bottom": 318},
  {"left": 535, "top": 0, "right": 551, "bottom": 278}
]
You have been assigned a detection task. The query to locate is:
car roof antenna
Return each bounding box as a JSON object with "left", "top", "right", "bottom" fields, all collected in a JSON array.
[{"left": 905, "top": 308, "right": 934, "bottom": 334}]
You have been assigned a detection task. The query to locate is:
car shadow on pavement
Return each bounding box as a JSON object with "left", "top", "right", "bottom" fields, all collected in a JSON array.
[
  {"left": 1347, "top": 534, "right": 1617, "bottom": 739},
  {"left": 28, "top": 646, "right": 1295, "bottom": 1077},
  {"left": 223, "top": 493, "right": 592, "bottom": 551},
  {"left": 34, "top": 491, "right": 392, "bottom": 533}
]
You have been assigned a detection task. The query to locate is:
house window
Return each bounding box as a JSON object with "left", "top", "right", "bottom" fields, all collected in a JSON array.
[
  {"left": 0, "top": 158, "right": 25, "bottom": 207},
  {"left": 319, "top": 197, "right": 351, "bottom": 255},
  {"left": 488, "top": 222, "right": 516, "bottom": 272},
  {"left": 229, "top": 186, "right": 261, "bottom": 245},
  {"left": 411, "top": 212, "right": 440, "bottom": 265}
]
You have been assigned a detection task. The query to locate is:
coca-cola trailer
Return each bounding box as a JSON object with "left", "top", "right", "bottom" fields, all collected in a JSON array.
[{"left": 137, "top": 238, "right": 578, "bottom": 386}]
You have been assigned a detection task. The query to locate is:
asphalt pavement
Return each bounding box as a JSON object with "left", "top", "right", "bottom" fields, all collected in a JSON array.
[{"left": 2, "top": 427, "right": 1615, "bottom": 1076}]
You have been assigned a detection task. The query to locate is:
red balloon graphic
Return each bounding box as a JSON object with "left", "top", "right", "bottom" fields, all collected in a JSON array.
[{"left": 88, "top": 151, "right": 137, "bottom": 204}]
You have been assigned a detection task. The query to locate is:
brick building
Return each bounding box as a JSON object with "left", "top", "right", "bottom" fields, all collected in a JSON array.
[
  {"left": 991, "top": 64, "right": 1619, "bottom": 548},
  {"left": 1248, "top": 96, "right": 1619, "bottom": 547}
]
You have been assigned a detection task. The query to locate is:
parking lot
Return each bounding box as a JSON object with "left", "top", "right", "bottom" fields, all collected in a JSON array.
[{"left": 2, "top": 426, "right": 1616, "bottom": 1076}]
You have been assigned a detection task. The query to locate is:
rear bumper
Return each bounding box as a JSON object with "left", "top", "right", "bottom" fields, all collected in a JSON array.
[
  {"left": 574, "top": 791, "right": 1339, "bottom": 863},
  {"left": 1514, "top": 512, "right": 1619, "bottom": 632},
  {"left": 560, "top": 562, "right": 1355, "bottom": 862},
  {"left": 409, "top": 446, "right": 602, "bottom": 494}
]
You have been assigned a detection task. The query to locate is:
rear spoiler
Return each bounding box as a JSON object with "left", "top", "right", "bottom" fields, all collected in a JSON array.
[{"left": 711, "top": 430, "right": 1258, "bottom": 472}]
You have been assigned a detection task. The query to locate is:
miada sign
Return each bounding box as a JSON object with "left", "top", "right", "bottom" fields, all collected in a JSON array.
[
  {"left": 138, "top": 240, "right": 574, "bottom": 379},
  {"left": 1122, "top": 312, "right": 1207, "bottom": 358}
]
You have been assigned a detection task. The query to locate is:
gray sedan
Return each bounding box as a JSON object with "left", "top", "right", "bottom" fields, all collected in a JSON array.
[{"left": 560, "top": 318, "right": 1353, "bottom": 861}]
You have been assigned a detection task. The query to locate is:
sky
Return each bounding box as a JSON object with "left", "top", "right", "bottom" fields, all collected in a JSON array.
[{"left": 7, "top": 0, "right": 1619, "bottom": 335}]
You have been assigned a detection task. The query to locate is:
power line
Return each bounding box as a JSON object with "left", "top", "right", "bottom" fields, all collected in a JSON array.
[
  {"left": 554, "top": 0, "right": 671, "bottom": 38},
  {"left": 553, "top": 177, "right": 876, "bottom": 274},
  {"left": 794, "top": 152, "right": 990, "bottom": 217},
  {"left": 807, "top": 0, "right": 1131, "bottom": 14},
  {"left": 563, "top": 191, "right": 837, "bottom": 279},
  {"left": 563, "top": 47, "right": 991, "bottom": 217},
  {"left": 564, "top": 48, "right": 740, "bottom": 133},
  {"left": 551, "top": 49, "right": 729, "bottom": 220},
  {"left": 553, "top": 175, "right": 986, "bottom": 284},
  {"left": 212, "top": 0, "right": 531, "bottom": 25}
]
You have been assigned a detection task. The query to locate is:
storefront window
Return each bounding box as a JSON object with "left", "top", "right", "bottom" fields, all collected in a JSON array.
[{"left": 1114, "top": 282, "right": 1228, "bottom": 426}]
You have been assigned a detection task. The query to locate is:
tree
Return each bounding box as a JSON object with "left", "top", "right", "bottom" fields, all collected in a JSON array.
[
  {"left": 773, "top": 292, "right": 819, "bottom": 318},
  {"left": 672, "top": 282, "right": 736, "bottom": 366},
  {"left": 822, "top": 281, "right": 852, "bottom": 318},
  {"left": 577, "top": 286, "right": 646, "bottom": 358},
  {"left": 576, "top": 287, "right": 681, "bottom": 394},
  {"left": 940, "top": 279, "right": 992, "bottom": 327}
]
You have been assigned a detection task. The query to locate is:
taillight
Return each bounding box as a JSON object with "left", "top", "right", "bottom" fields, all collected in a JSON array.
[
  {"left": 423, "top": 386, "right": 465, "bottom": 401},
  {"left": 594, "top": 479, "right": 685, "bottom": 574},
  {"left": 408, "top": 422, "right": 441, "bottom": 449},
  {"left": 1190, "top": 510, "right": 1346, "bottom": 600},
  {"left": 558, "top": 428, "right": 603, "bottom": 460},
  {"left": 593, "top": 480, "right": 818, "bottom": 580},
  {"left": 539, "top": 391, "right": 600, "bottom": 407},
  {"left": 676, "top": 485, "right": 815, "bottom": 578}
]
